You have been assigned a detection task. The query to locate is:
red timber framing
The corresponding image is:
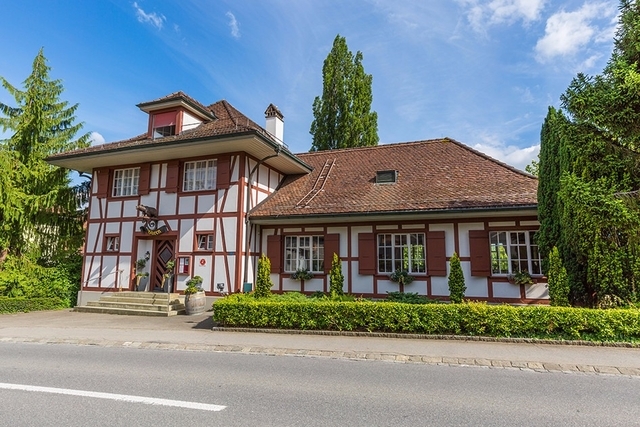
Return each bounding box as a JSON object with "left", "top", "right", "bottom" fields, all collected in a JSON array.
[
  {"left": 81, "top": 150, "right": 284, "bottom": 296},
  {"left": 260, "top": 215, "right": 547, "bottom": 305}
]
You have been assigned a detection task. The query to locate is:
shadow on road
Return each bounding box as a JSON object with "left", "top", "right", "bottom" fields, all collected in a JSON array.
[{"left": 185, "top": 314, "right": 215, "bottom": 330}]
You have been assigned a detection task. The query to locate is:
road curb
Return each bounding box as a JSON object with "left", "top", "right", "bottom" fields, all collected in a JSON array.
[
  {"left": 1, "top": 336, "right": 639, "bottom": 378},
  {"left": 210, "top": 327, "right": 640, "bottom": 348}
]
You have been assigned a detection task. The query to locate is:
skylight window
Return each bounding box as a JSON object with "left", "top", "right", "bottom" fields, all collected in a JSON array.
[{"left": 376, "top": 170, "right": 397, "bottom": 184}]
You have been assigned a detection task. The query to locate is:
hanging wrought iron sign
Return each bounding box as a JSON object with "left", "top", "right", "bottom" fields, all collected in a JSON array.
[{"left": 137, "top": 205, "right": 168, "bottom": 235}]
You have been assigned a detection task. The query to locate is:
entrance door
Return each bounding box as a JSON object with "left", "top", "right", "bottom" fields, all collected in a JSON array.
[{"left": 153, "top": 239, "right": 175, "bottom": 291}]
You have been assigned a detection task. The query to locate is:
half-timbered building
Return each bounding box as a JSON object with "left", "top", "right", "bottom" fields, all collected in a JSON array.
[{"left": 47, "top": 92, "right": 547, "bottom": 306}]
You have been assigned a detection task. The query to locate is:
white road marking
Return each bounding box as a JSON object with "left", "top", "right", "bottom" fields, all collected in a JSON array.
[{"left": 0, "top": 382, "right": 226, "bottom": 412}]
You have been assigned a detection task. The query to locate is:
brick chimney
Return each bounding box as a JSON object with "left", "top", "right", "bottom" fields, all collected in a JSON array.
[{"left": 264, "top": 104, "right": 284, "bottom": 144}]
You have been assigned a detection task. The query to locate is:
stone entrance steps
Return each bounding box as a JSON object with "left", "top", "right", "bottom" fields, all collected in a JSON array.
[{"left": 75, "top": 291, "right": 185, "bottom": 316}]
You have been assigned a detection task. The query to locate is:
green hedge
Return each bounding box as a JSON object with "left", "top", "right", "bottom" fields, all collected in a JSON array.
[
  {"left": 212, "top": 299, "right": 640, "bottom": 343},
  {"left": 0, "top": 297, "right": 68, "bottom": 314}
]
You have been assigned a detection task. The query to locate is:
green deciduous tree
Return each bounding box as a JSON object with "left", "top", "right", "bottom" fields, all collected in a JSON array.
[
  {"left": 538, "top": 0, "right": 640, "bottom": 306},
  {"left": 0, "top": 49, "right": 89, "bottom": 263},
  {"left": 254, "top": 254, "right": 273, "bottom": 298},
  {"left": 525, "top": 158, "right": 539, "bottom": 176},
  {"left": 448, "top": 252, "right": 465, "bottom": 304},
  {"left": 310, "top": 34, "right": 378, "bottom": 151}
]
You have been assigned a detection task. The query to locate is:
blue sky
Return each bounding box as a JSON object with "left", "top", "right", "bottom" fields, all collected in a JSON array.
[{"left": 0, "top": 1, "right": 620, "bottom": 171}]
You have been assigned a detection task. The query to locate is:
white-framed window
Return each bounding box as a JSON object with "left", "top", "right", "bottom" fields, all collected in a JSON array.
[
  {"left": 196, "top": 234, "right": 214, "bottom": 251},
  {"left": 153, "top": 125, "right": 176, "bottom": 138},
  {"left": 183, "top": 159, "right": 217, "bottom": 192},
  {"left": 284, "top": 236, "right": 324, "bottom": 273},
  {"left": 105, "top": 236, "right": 120, "bottom": 252},
  {"left": 489, "top": 231, "right": 542, "bottom": 275},
  {"left": 112, "top": 168, "right": 140, "bottom": 197},
  {"left": 152, "top": 111, "right": 177, "bottom": 139},
  {"left": 377, "top": 233, "right": 426, "bottom": 274}
]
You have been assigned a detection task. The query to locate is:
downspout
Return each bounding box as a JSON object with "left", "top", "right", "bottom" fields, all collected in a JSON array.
[{"left": 242, "top": 145, "right": 281, "bottom": 287}]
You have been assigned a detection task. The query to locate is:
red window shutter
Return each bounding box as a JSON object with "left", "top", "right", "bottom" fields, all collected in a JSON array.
[
  {"left": 427, "top": 231, "right": 447, "bottom": 276},
  {"left": 94, "top": 168, "right": 109, "bottom": 198},
  {"left": 217, "top": 155, "right": 230, "bottom": 189},
  {"left": 266, "top": 234, "right": 282, "bottom": 274},
  {"left": 469, "top": 230, "right": 491, "bottom": 277},
  {"left": 165, "top": 160, "right": 180, "bottom": 193},
  {"left": 358, "top": 233, "right": 376, "bottom": 275},
  {"left": 324, "top": 234, "right": 340, "bottom": 273},
  {"left": 138, "top": 164, "right": 151, "bottom": 195}
]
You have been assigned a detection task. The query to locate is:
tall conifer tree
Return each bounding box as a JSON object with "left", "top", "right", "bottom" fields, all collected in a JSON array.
[
  {"left": 538, "top": 0, "right": 640, "bottom": 305},
  {"left": 0, "top": 49, "right": 89, "bottom": 261},
  {"left": 310, "top": 35, "right": 378, "bottom": 151}
]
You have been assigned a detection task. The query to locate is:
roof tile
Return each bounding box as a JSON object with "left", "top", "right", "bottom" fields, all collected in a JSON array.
[{"left": 250, "top": 138, "right": 537, "bottom": 218}]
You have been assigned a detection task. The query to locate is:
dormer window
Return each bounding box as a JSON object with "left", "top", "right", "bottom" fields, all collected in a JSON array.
[
  {"left": 376, "top": 170, "right": 397, "bottom": 184},
  {"left": 152, "top": 111, "right": 177, "bottom": 139}
]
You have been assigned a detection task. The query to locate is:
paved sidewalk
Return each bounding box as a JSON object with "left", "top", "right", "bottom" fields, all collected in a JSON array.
[{"left": 0, "top": 310, "right": 639, "bottom": 377}]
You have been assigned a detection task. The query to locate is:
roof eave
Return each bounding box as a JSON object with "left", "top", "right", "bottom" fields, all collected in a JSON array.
[
  {"left": 136, "top": 97, "right": 216, "bottom": 120},
  {"left": 46, "top": 130, "right": 312, "bottom": 174},
  {"left": 249, "top": 205, "right": 539, "bottom": 225}
]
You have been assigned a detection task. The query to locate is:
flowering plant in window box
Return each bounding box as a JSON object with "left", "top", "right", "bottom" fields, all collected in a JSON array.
[
  {"left": 389, "top": 269, "right": 414, "bottom": 286},
  {"left": 508, "top": 270, "right": 534, "bottom": 286},
  {"left": 291, "top": 268, "right": 314, "bottom": 281}
]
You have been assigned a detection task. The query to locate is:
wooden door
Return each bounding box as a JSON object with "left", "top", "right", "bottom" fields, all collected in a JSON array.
[{"left": 153, "top": 239, "right": 175, "bottom": 291}]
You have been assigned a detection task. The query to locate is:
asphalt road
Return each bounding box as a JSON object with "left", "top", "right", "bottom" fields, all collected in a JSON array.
[{"left": 1, "top": 342, "right": 639, "bottom": 427}]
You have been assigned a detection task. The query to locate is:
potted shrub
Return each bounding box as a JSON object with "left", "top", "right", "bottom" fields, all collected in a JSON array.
[
  {"left": 291, "top": 268, "right": 313, "bottom": 281},
  {"left": 184, "top": 275, "right": 206, "bottom": 315},
  {"left": 162, "top": 260, "right": 175, "bottom": 293},
  {"left": 389, "top": 269, "right": 414, "bottom": 286},
  {"left": 134, "top": 258, "right": 149, "bottom": 292}
]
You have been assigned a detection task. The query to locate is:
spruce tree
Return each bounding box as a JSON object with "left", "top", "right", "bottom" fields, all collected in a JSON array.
[
  {"left": 448, "top": 252, "right": 465, "bottom": 304},
  {"left": 0, "top": 49, "right": 89, "bottom": 262},
  {"left": 329, "top": 253, "right": 344, "bottom": 298},
  {"left": 254, "top": 254, "right": 273, "bottom": 298},
  {"left": 310, "top": 34, "right": 378, "bottom": 151}
]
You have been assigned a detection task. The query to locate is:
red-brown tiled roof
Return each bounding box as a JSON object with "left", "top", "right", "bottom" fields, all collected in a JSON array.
[
  {"left": 250, "top": 138, "right": 537, "bottom": 218},
  {"left": 48, "top": 99, "right": 278, "bottom": 159}
]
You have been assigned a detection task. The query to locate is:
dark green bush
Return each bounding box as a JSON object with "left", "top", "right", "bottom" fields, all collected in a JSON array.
[
  {"left": 0, "top": 254, "right": 80, "bottom": 307},
  {"left": 0, "top": 297, "right": 67, "bottom": 313},
  {"left": 385, "top": 291, "right": 433, "bottom": 304},
  {"left": 212, "top": 298, "right": 640, "bottom": 343}
]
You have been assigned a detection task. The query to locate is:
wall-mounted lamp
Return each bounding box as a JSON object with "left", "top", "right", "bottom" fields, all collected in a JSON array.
[{"left": 145, "top": 251, "right": 150, "bottom": 261}]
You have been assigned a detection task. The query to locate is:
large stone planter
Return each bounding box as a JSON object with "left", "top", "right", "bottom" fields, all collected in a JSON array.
[
  {"left": 135, "top": 276, "right": 149, "bottom": 292},
  {"left": 163, "top": 274, "right": 174, "bottom": 293},
  {"left": 184, "top": 291, "right": 206, "bottom": 315}
]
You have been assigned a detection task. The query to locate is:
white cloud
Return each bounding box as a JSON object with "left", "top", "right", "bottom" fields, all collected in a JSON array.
[
  {"left": 133, "top": 2, "right": 166, "bottom": 30},
  {"left": 534, "top": 2, "right": 617, "bottom": 63},
  {"left": 459, "top": 0, "right": 546, "bottom": 33},
  {"left": 476, "top": 143, "right": 539, "bottom": 171},
  {"left": 89, "top": 131, "right": 105, "bottom": 146},
  {"left": 487, "top": 0, "right": 546, "bottom": 24},
  {"left": 471, "top": 132, "right": 539, "bottom": 171},
  {"left": 226, "top": 11, "right": 240, "bottom": 38}
]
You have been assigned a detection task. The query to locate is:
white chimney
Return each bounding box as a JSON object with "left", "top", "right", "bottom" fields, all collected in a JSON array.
[{"left": 264, "top": 103, "right": 284, "bottom": 144}]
